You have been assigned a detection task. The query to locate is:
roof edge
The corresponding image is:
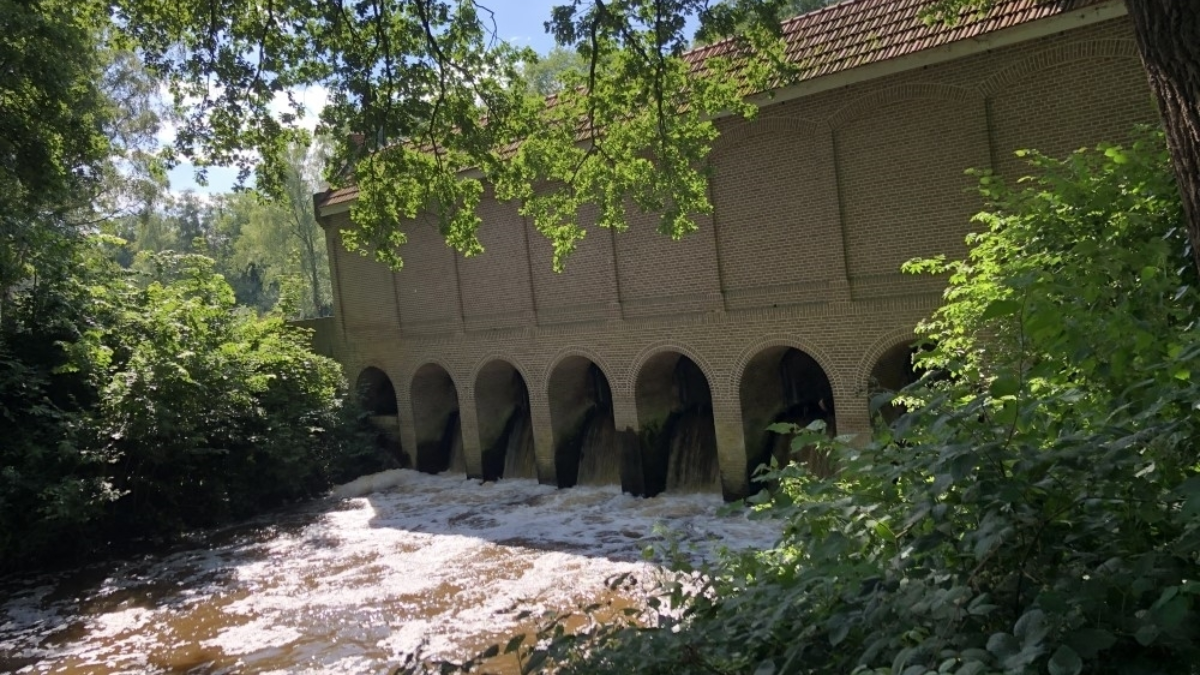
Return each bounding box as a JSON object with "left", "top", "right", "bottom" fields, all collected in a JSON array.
[{"left": 747, "top": 0, "right": 1127, "bottom": 111}]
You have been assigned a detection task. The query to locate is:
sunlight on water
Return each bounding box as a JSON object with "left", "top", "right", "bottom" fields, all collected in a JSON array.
[{"left": 0, "top": 470, "right": 778, "bottom": 674}]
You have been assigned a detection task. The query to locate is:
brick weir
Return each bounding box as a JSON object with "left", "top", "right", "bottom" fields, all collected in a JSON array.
[{"left": 311, "top": 3, "right": 1158, "bottom": 500}]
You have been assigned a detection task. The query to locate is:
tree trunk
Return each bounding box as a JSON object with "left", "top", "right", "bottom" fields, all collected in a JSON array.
[{"left": 1125, "top": 0, "right": 1200, "bottom": 276}]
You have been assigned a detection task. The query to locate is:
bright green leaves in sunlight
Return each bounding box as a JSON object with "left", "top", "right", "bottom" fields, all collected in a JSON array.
[{"left": 111, "top": 0, "right": 800, "bottom": 271}]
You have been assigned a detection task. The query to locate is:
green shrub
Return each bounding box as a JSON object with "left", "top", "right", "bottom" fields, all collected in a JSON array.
[
  {"left": 0, "top": 246, "right": 382, "bottom": 570},
  {"left": 535, "top": 131, "right": 1200, "bottom": 675}
]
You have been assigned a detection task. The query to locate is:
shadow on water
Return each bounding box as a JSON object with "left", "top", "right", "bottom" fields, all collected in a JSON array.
[{"left": 0, "top": 497, "right": 351, "bottom": 672}]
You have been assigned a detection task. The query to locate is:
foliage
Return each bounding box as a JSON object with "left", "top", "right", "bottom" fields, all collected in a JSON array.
[
  {"left": 0, "top": 242, "right": 381, "bottom": 571},
  {"left": 522, "top": 47, "right": 590, "bottom": 97},
  {"left": 469, "top": 133, "right": 1200, "bottom": 674},
  {"left": 113, "top": 141, "right": 333, "bottom": 319},
  {"left": 104, "top": 0, "right": 804, "bottom": 270}
]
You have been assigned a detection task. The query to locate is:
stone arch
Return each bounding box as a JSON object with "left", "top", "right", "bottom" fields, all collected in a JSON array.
[
  {"left": 473, "top": 358, "right": 537, "bottom": 481},
  {"left": 633, "top": 347, "right": 721, "bottom": 496},
  {"left": 410, "top": 361, "right": 465, "bottom": 475},
  {"left": 626, "top": 341, "right": 717, "bottom": 400},
  {"left": 828, "top": 82, "right": 981, "bottom": 131},
  {"left": 736, "top": 341, "right": 836, "bottom": 483},
  {"left": 977, "top": 40, "right": 1140, "bottom": 96},
  {"left": 729, "top": 334, "right": 838, "bottom": 396},
  {"left": 710, "top": 116, "right": 825, "bottom": 161},
  {"left": 542, "top": 346, "right": 617, "bottom": 394},
  {"left": 547, "top": 353, "right": 620, "bottom": 488},
  {"left": 855, "top": 327, "right": 919, "bottom": 397},
  {"left": 355, "top": 365, "right": 398, "bottom": 415},
  {"left": 469, "top": 353, "right": 534, "bottom": 396}
]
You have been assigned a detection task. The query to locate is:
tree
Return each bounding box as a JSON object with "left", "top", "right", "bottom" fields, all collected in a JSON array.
[
  {"left": 13, "top": 1, "right": 1196, "bottom": 278},
  {"left": 113, "top": 0, "right": 795, "bottom": 270},
  {"left": 522, "top": 46, "right": 589, "bottom": 97}
]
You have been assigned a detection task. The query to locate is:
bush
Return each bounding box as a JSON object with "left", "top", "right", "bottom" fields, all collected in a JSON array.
[
  {"left": 533, "top": 131, "right": 1200, "bottom": 675},
  {"left": 0, "top": 245, "right": 382, "bottom": 571}
]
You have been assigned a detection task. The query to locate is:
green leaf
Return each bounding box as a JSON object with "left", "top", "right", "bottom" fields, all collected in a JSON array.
[
  {"left": 989, "top": 374, "right": 1020, "bottom": 398},
  {"left": 1047, "top": 645, "right": 1082, "bottom": 675},
  {"left": 980, "top": 299, "right": 1022, "bottom": 321},
  {"left": 504, "top": 634, "right": 525, "bottom": 654},
  {"left": 522, "top": 649, "right": 548, "bottom": 674},
  {"left": 1134, "top": 624, "right": 1160, "bottom": 646},
  {"left": 986, "top": 632, "right": 1019, "bottom": 659},
  {"left": 1015, "top": 609, "right": 1048, "bottom": 649},
  {"left": 1065, "top": 628, "right": 1116, "bottom": 658},
  {"left": 753, "top": 659, "right": 777, "bottom": 675}
]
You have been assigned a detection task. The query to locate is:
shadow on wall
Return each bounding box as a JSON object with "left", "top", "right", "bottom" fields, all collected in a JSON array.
[
  {"left": 356, "top": 367, "right": 408, "bottom": 467},
  {"left": 635, "top": 353, "right": 721, "bottom": 497},
  {"left": 410, "top": 363, "right": 466, "bottom": 474},
  {"left": 740, "top": 348, "right": 837, "bottom": 487}
]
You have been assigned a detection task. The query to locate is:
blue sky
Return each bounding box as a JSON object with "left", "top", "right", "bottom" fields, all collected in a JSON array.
[{"left": 167, "top": 1, "right": 568, "bottom": 195}]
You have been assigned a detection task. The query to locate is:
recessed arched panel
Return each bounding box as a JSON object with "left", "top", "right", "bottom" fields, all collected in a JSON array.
[
  {"left": 356, "top": 366, "right": 398, "bottom": 416},
  {"left": 836, "top": 93, "right": 989, "bottom": 291},
  {"left": 548, "top": 356, "right": 619, "bottom": 488},
  {"left": 710, "top": 119, "right": 841, "bottom": 309},
  {"left": 988, "top": 48, "right": 1158, "bottom": 178},
  {"left": 410, "top": 363, "right": 464, "bottom": 474},
  {"left": 738, "top": 347, "right": 835, "bottom": 483},
  {"left": 474, "top": 360, "right": 537, "bottom": 481},
  {"left": 634, "top": 352, "right": 720, "bottom": 496}
]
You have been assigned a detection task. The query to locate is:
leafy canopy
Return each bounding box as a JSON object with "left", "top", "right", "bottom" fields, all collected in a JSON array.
[{"left": 107, "top": 0, "right": 803, "bottom": 270}]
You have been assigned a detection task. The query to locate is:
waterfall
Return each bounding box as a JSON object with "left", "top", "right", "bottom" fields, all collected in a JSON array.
[
  {"left": 501, "top": 407, "right": 537, "bottom": 480},
  {"left": 445, "top": 412, "right": 466, "bottom": 474},
  {"left": 575, "top": 406, "right": 620, "bottom": 486},
  {"left": 663, "top": 407, "right": 721, "bottom": 493}
]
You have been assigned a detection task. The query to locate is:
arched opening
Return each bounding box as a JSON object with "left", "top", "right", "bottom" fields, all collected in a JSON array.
[
  {"left": 739, "top": 347, "right": 835, "bottom": 483},
  {"left": 868, "top": 342, "right": 925, "bottom": 426},
  {"left": 356, "top": 367, "right": 398, "bottom": 415},
  {"left": 634, "top": 352, "right": 720, "bottom": 496},
  {"left": 356, "top": 366, "right": 406, "bottom": 466},
  {"left": 549, "top": 357, "right": 619, "bottom": 488},
  {"left": 411, "top": 363, "right": 465, "bottom": 474},
  {"left": 475, "top": 360, "right": 537, "bottom": 481}
]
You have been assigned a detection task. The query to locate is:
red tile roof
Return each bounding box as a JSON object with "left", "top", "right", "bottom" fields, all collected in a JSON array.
[
  {"left": 685, "top": 0, "right": 1096, "bottom": 82},
  {"left": 315, "top": 0, "right": 1101, "bottom": 210}
]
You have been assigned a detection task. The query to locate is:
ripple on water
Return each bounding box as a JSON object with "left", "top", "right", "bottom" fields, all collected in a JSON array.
[{"left": 0, "top": 469, "right": 779, "bottom": 674}]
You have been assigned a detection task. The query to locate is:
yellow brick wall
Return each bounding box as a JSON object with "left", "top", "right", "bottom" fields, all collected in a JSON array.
[{"left": 324, "top": 16, "right": 1158, "bottom": 498}]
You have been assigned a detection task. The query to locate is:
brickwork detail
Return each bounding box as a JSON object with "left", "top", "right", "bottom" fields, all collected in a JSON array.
[{"left": 323, "top": 17, "right": 1159, "bottom": 499}]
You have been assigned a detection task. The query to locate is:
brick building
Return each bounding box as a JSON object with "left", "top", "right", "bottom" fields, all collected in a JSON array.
[{"left": 312, "top": 0, "right": 1158, "bottom": 499}]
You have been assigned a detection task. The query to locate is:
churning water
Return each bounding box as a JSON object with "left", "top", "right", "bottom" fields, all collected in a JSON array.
[{"left": 0, "top": 470, "right": 778, "bottom": 674}]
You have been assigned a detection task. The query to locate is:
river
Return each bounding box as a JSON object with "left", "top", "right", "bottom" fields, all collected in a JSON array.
[{"left": 0, "top": 470, "right": 778, "bottom": 674}]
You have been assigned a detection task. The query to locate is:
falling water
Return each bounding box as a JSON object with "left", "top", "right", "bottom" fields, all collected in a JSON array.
[
  {"left": 641, "top": 357, "right": 720, "bottom": 495},
  {"left": 663, "top": 407, "right": 721, "bottom": 493},
  {"left": 0, "top": 470, "right": 779, "bottom": 674},
  {"left": 499, "top": 408, "right": 537, "bottom": 480},
  {"left": 445, "top": 414, "right": 466, "bottom": 474},
  {"left": 574, "top": 406, "right": 620, "bottom": 486},
  {"left": 418, "top": 411, "right": 465, "bottom": 475}
]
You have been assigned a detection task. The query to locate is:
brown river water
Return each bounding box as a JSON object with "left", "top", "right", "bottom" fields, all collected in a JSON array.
[{"left": 0, "top": 470, "right": 779, "bottom": 674}]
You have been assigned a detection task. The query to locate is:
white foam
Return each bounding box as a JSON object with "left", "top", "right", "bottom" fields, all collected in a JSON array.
[{"left": 0, "top": 469, "right": 779, "bottom": 673}]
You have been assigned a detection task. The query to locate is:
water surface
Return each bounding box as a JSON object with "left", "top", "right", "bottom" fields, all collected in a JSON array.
[{"left": 0, "top": 470, "right": 777, "bottom": 674}]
